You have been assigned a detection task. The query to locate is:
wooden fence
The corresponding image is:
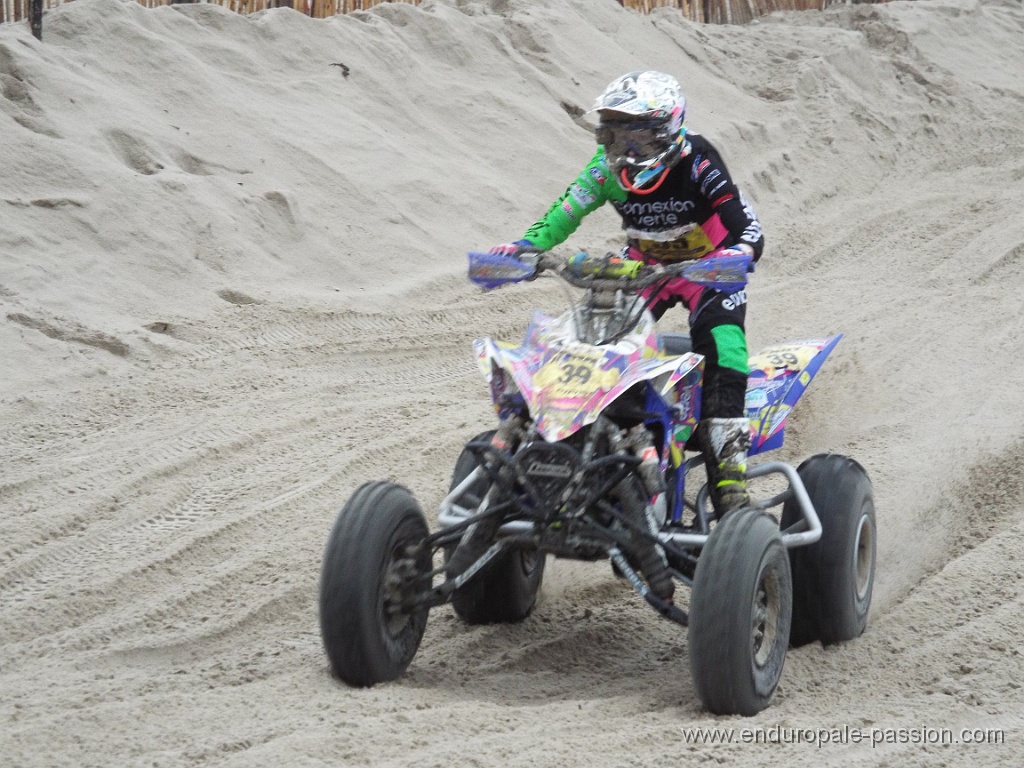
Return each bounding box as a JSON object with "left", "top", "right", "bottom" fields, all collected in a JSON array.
[
  {"left": 0, "top": 0, "right": 417, "bottom": 25},
  {"left": 619, "top": 0, "right": 859, "bottom": 25},
  {"left": 1, "top": 0, "right": 873, "bottom": 30}
]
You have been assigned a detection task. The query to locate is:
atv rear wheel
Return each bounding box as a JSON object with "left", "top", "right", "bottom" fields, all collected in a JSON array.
[
  {"left": 445, "top": 431, "right": 545, "bottom": 624},
  {"left": 319, "top": 481, "right": 430, "bottom": 686},
  {"left": 688, "top": 508, "right": 792, "bottom": 716},
  {"left": 781, "top": 454, "right": 876, "bottom": 646}
]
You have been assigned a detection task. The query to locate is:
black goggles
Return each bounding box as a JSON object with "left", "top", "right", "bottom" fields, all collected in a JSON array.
[{"left": 595, "top": 120, "right": 672, "bottom": 160}]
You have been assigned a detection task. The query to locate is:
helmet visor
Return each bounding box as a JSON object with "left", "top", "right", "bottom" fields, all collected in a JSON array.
[{"left": 596, "top": 119, "right": 676, "bottom": 168}]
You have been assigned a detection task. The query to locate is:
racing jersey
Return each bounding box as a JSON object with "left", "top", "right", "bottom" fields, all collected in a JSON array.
[{"left": 522, "top": 132, "right": 764, "bottom": 263}]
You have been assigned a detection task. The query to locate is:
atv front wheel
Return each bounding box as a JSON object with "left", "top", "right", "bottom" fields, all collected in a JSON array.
[
  {"left": 688, "top": 508, "right": 792, "bottom": 716},
  {"left": 445, "top": 431, "right": 545, "bottom": 624},
  {"left": 781, "top": 454, "right": 876, "bottom": 646},
  {"left": 319, "top": 481, "right": 430, "bottom": 686}
]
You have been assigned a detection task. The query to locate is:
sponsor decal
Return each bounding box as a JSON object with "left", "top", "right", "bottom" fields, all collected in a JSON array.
[
  {"left": 749, "top": 344, "right": 816, "bottom": 377},
  {"left": 589, "top": 166, "right": 607, "bottom": 185},
  {"left": 674, "top": 423, "right": 694, "bottom": 446},
  {"left": 619, "top": 199, "right": 695, "bottom": 216},
  {"left": 740, "top": 194, "right": 763, "bottom": 241},
  {"left": 721, "top": 289, "right": 747, "bottom": 311},
  {"left": 637, "top": 236, "right": 709, "bottom": 261},
  {"left": 561, "top": 200, "right": 578, "bottom": 221},
  {"left": 745, "top": 388, "right": 769, "bottom": 411},
  {"left": 570, "top": 183, "right": 596, "bottom": 207},
  {"left": 745, "top": 378, "right": 788, "bottom": 412},
  {"left": 617, "top": 198, "right": 695, "bottom": 229},
  {"left": 755, "top": 404, "right": 791, "bottom": 439},
  {"left": 534, "top": 348, "right": 621, "bottom": 398},
  {"left": 675, "top": 384, "right": 694, "bottom": 418},
  {"left": 690, "top": 156, "right": 709, "bottom": 182},
  {"left": 527, "top": 461, "right": 573, "bottom": 479},
  {"left": 712, "top": 193, "right": 735, "bottom": 207},
  {"left": 699, "top": 169, "right": 721, "bottom": 196}
]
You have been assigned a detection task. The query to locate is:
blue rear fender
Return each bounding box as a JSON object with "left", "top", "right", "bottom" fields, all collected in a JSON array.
[{"left": 745, "top": 335, "right": 843, "bottom": 455}]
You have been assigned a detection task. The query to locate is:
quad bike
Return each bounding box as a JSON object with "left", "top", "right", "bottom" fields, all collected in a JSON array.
[{"left": 318, "top": 248, "right": 876, "bottom": 716}]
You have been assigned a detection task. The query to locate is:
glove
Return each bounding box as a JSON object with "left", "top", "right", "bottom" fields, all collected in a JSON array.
[
  {"left": 708, "top": 245, "right": 756, "bottom": 273},
  {"left": 568, "top": 251, "right": 642, "bottom": 279},
  {"left": 488, "top": 239, "right": 535, "bottom": 259}
]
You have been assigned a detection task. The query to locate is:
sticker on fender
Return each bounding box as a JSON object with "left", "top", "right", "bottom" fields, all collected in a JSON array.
[
  {"left": 535, "top": 349, "right": 619, "bottom": 397},
  {"left": 749, "top": 343, "right": 817, "bottom": 377}
]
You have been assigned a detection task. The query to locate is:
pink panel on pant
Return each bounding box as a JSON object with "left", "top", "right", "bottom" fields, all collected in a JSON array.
[
  {"left": 632, "top": 245, "right": 704, "bottom": 311},
  {"left": 631, "top": 213, "right": 728, "bottom": 311}
]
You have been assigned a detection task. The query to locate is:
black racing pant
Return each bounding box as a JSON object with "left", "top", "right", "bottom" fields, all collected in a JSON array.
[{"left": 651, "top": 287, "right": 748, "bottom": 420}]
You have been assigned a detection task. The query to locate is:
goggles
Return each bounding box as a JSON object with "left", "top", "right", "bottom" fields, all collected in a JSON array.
[{"left": 595, "top": 120, "right": 678, "bottom": 166}]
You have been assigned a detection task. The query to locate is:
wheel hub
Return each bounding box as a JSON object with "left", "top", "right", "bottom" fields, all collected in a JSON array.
[
  {"left": 854, "top": 512, "right": 875, "bottom": 600},
  {"left": 752, "top": 567, "right": 781, "bottom": 668},
  {"left": 382, "top": 546, "right": 424, "bottom": 635}
]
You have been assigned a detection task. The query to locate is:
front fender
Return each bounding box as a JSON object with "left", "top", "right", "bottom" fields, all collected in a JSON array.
[{"left": 476, "top": 334, "right": 702, "bottom": 442}]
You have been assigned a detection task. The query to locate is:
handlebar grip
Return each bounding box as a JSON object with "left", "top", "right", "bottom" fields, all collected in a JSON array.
[{"left": 567, "top": 251, "right": 643, "bottom": 280}]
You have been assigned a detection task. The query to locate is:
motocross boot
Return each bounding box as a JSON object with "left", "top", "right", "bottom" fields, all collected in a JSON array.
[{"left": 697, "top": 417, "right": 752, "bottom": 520}]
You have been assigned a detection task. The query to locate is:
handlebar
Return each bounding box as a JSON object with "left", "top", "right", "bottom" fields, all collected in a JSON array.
[
  {"left": 467, "top": 248, "right": 751, "bottom": 293},
  {"left": 533, "top": 252, "right": 695, "bottom": 292}
]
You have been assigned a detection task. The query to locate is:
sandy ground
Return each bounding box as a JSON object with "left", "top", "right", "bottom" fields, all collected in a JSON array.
[{"left": 3, "top": 0, "right": 1024, "bottom": 765}]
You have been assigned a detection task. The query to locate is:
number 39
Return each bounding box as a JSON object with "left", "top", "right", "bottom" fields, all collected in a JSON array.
[
  {"left": 768, "top": 352, "right": 799, "bottom": 367},
  {"left": 559, "top": 363, "right": 592, "bottom": 384}
]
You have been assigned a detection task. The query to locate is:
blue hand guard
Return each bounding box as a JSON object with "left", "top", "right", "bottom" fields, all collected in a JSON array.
[
  {"left": 681, "top": 252, "right": 752, "bottom": 292},
  {"left": 468, "top": 250, "right": 539, "bottom": 290}
]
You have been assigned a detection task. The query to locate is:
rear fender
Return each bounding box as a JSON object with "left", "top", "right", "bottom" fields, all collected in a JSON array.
[{"left": 745, "top": 335, "right": 842, "bottom": 455}]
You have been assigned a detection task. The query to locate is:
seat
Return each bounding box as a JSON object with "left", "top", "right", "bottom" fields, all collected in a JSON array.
[{"left": 659, "top": 332, "right": 693, "bottom": 356}]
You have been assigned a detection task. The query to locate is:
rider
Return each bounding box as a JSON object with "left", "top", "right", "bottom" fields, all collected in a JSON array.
[{"left": 489, "top": 70, "right": 765, "bottom": 519}]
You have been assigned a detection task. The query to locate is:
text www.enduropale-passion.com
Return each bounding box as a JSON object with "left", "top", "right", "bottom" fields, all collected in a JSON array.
[{"left": 679, "top": 725, "right": 1006, "bottom": 748}]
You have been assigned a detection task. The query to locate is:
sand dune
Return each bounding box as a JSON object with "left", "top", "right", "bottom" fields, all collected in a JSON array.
[{"left": 3, "top": 0, "right": 1024, "bottom": 764}]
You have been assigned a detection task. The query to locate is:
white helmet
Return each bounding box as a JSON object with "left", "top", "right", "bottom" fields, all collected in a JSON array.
[{"left": 593, "top": 71, "right": 689, "bottom": 191}]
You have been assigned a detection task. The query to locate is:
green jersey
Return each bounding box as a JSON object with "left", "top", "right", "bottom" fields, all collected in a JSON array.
[{"left": 521, "top": 149, "right": 626, "bottom": 251}]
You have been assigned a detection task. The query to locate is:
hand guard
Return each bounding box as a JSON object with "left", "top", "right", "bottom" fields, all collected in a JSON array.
[
  {"left": 708, "top": 245, "right": 756, "bottom": 273},
  {"left": 468, "top": 248, "right": 540, "bottom": 290},
  {"left": 488, "top": 240, "right": 535, "bottom": 259}
]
